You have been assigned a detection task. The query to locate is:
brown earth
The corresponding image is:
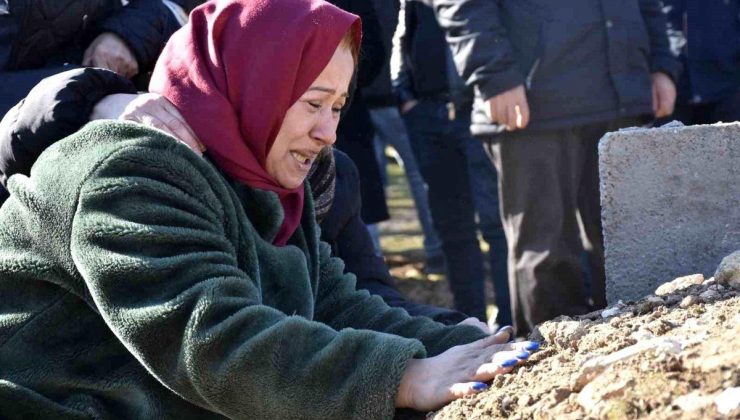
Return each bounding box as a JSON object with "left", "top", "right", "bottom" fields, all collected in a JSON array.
[{"left": 431, "top": 274, "right": 740, "bottom": 419}]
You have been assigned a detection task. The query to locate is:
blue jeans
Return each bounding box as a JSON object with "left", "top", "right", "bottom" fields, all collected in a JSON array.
[
  {"left": 402, "top": 100, "right": 488, "bottom": 320},
  {"left": 370, "top": 107, "right": 443, "bottom": 258},
  {"left": 464, "top": 138, "right": 512, "bottom": 326}
]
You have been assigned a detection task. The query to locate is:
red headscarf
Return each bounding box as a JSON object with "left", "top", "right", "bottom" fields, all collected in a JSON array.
[{"left": 149, "top": 0, "right": 361, "bottom": 245}]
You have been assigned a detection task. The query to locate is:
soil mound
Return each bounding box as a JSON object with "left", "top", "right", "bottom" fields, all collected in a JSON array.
[{"left": 430, "top": 273, "right": 740, "bottom": 419}]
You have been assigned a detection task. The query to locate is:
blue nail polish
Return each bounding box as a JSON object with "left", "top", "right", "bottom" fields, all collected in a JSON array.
[
  {"left": 525, "top": 341, "right": 540, "bottom": 351},
  {"left": 501, "top": 358, "right": 518, "bottom": 368},
  {"left": 472, "top": 382, "right": 488, "bottom": 391},
  {"left": 515, "top": 351, "right": 530, "bottom": 360}
]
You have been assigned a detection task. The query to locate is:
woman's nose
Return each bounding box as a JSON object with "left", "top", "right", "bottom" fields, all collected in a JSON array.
[{"left": 311, "top": 110, "right": 338, "bottom": 145}]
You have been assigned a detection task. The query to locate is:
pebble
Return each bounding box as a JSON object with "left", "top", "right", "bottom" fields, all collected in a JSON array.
[
  {"left": 635, "top": 295, "right": 664, "bottom": 314},
  {"left": 715, "top": 387, "right": 740, "bottom": 415},
  {"left": 601, "top": 307, "right": 621, "bottom": 318},
  {"left": 714, "top": 251, "right": 740, "bottom": 291},
  {"left": 577, "top": 377, "right": 634, "bottom": 412},
  {"left": 680, "top": 295, "right": 701, "bottom": 308},
  {"left": 518, "top": 394, "right": 533, "bottom": 407},
  {"left": 655, "top": 274, "right": 705, "bottom": 296},
  {"left": 664, "top": 294, "right": 682, "bottom": 306},
  {"left": 699, "top": 289, "right": 720, "bottom": 301}
]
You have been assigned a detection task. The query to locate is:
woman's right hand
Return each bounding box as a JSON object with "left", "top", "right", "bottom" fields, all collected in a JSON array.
[{"left": 395, "top": 332, "right": 541, "bottom": 411}]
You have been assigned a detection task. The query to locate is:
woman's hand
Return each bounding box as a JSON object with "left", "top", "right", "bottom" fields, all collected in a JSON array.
[
  {"left": 83, "top": 32, "right": 139, "bottom": 78},
  {"left": 396, "top": 331, "right": 540, "bottom": 411},
  {"left": 119, "top": 93, "right": 206, "bottom": 155}
]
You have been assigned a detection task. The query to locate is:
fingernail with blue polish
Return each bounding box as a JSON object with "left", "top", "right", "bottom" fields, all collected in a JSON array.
[
  {"left": 515, "top": 351, "right": 530, "bottom": 360},
  {"left": 472, "top": 382, "right": 488, "bottom": 392},
  {"left": 525, "top": 341, "right": 540, "bottom": 351},
  {"left": 501, "top": 358, "right": 518, "bottom": 368}
]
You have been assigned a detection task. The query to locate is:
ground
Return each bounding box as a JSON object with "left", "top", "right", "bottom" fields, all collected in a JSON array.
[{"left": 379, "top": 161, "right": 740, "bottom": 419}]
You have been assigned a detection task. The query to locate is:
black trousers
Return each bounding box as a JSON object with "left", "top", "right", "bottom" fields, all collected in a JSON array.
[{"left": 482, "top": 119, "right": 638, "bottom": 334}]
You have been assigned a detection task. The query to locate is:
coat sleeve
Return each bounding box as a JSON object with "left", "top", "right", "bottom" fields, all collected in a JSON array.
[
  {"left": 638, "top": 0, "right": 681, "bottom": 81},
  {"left": 0, "top": 68, "right": 135, "bottom": 189},
  {"left": 429, "top": 0, "right": 525, "bottom": 100},
  {"left": 68, "top": 130, "right": 483, "bottom": 419}
]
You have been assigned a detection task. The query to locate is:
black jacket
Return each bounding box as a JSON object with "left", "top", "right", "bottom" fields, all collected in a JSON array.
[
  {"left": 664, "top": 0, "right": 740, "bottom": 104},
  {"left": 0, "top": 67, "right": 469, "bottom": 326},
  {"left": 427, "top": 0, "right": 680, "bottom": 135}
]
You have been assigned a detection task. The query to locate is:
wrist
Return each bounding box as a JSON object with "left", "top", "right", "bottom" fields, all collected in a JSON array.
[{"left": 396, "top": 358, "right": 423, "bottom": 408}]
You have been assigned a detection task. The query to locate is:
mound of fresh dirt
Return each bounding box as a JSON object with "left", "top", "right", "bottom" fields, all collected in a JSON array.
[{"left": 431, "top": 273, "right": 740, "bottom": 419}]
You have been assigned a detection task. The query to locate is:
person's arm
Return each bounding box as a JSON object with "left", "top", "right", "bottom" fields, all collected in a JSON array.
[
  {"left": 0, "top": 68, "right": 135, "bottom": 189},
  {"left": 430, "top": 0, "right": 524, "bottom": 102},
  {"left": 426, "top": 0, "right": 530, "bottom": 129}
]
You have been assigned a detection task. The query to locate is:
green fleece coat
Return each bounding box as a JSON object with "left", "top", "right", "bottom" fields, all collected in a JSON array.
[{"left": 0, "top": 121, "right": 485, "bottom": 419}]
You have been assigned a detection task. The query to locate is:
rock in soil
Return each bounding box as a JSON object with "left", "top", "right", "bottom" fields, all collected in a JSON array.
[
  {"left": 426, "top": 271, "right": 740, "bottom": 420},
  {"left": 715, "top": 251, "right": 740, "bottom": 291}
]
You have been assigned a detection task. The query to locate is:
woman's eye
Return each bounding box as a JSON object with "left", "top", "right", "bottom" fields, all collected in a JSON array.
[{"left": 308, "top": 102, "right": 321, "bottom": 110}]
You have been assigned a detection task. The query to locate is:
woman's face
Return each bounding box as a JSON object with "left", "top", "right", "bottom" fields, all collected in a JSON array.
[{"left": 266, "top": 45, "right": 354, "bottom": 189}]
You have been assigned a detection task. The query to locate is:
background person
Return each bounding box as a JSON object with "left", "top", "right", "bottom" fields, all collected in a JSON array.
[{"left": 426, "top": 0, "right": 679, "bottom": 335}]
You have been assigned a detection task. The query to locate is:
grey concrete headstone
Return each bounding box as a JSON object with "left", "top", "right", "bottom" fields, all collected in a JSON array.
[{"left": 599, "top": 122, "right": 740, "bottom": 304}]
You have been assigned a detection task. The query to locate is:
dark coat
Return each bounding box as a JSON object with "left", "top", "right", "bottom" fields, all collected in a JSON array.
[
  {"left": 664, "top": 0, "right": 740, "bottom": 104},
  {"left": 426, "top": 0, "right": 681, "bottom": 135},
  {"left": 0, "top": 120, "right": 484, "bottom": 418},
  {"left": 330, "top": 0, "right": 390, "bottom": 224},
  {"left": 0, "top": 67, "right": 468, "bottom": 325}
]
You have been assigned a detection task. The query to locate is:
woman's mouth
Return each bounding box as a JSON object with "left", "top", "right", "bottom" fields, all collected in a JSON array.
[{"left": 290, "top": 151, "right": 316, "bottom": 168}]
